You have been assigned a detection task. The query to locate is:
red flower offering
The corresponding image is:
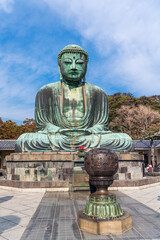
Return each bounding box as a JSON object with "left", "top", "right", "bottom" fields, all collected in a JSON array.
[{"left": 78, "top": 146, "right": 84, "bottom": 151}]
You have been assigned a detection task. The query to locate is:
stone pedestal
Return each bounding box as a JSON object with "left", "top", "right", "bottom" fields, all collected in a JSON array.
[
  {"left": 78, "top": 211, "right": 132, "bottom": 234},
  {"left": 5, "top": 152, "right": 80, "bottom": 182},
  {"left": 4, "top": 151, "right": 144, "bottom": 190},
  {"left": 116, "top": 152, "right": 144, "bottom": 180}
]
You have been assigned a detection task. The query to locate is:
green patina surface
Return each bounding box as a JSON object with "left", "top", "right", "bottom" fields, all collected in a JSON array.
[
  {"left": 72, "top": 166, "right": 89, "bottom": 190},
  {"left": 15, "top": 44, "right": 133, "bottom": 152},
  {"left": 83, "top": 194, "right": 124, "bottom": 219}
]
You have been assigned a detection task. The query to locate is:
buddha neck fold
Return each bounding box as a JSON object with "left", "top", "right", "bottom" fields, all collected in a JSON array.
[{"left": 63, "top": 79, "right": 83, "bottom": 87}]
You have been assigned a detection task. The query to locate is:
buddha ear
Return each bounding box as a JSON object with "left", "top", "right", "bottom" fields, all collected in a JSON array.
[
  {"left": 58, "top": 65, "right": 63, "bottom": 81},
  {"left": 82, "top": 76, "right": 86, "bottom": 83}
]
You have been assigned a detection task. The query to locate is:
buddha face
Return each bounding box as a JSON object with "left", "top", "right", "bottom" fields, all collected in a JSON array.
[{"left": 60, "top": 52, "right": 87, "bottom": 81}]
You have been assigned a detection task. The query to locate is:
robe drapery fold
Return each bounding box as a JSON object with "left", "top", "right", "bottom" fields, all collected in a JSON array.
[
  {"left": 15, "top": 82, "right": 133, "bottom": 152},
  {"left": 35, "top": 82, "right": 109, "bottom": 131}
]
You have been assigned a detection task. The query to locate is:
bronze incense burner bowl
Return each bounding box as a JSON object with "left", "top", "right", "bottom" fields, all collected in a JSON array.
[
  {"left": 83, "top": 148, "right": 123, "bottom": 219},
  {"left": 84, "top": 148, "right": 118, "bottom": 197}
]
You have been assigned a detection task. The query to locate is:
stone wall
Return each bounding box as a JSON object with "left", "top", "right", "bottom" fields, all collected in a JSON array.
[
  {"left": 5, "top": 151, "right": 144, "bottom": 185},
  {"left": 6, "top": 152, "right": 76, "bottom": 182},
  {"left": 117, "top": 161, "right": 143, "bottom": 180},
  {"left": 117, "top": 152, "right": 143, "bottom": 180},
  {"left": 0, "top": 150, "right": 14, "bottom": 169}
]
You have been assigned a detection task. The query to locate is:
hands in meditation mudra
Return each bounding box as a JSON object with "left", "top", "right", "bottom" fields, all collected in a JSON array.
[{"left": 15, "top": 45, "right": 133, "bottom": 152}]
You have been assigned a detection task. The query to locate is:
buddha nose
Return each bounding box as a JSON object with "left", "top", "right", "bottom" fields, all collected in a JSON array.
[{"left": 71, "top": 60, "right": 76, "bottom": 70}]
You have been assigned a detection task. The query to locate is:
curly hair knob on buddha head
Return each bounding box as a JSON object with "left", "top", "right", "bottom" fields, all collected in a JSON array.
[{"left": 58, "top": 44, "right": 89, "bottom": 66}]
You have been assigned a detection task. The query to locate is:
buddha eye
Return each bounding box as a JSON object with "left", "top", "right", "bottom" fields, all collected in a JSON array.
[
  {"left": 63, "top": 59, "right": 72, "bottom": 64},
  {"left": 76, "top": 60, "right": 84, "bottom": 64}
]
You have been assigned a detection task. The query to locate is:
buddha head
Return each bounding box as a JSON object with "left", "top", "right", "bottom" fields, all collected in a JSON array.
[{"left": 58, "top": 44, "right": 88, "bottom": 82}]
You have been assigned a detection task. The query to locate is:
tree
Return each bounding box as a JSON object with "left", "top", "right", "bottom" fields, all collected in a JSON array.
[
  {"left": 22, "top": 118, "right": 36, "bottom": 133},
  {"left": 110, "top": 105, "right": 160, "bottom": 168},
  {"left": 110, "top": 105, "right": 160, "bottom": 139},
  {"left": 0, "top": 118, "right": 36, "bottom": 139},
  {"left": 0, "top": 118, "right": 3, "bottom": 124},
  {"left": 0, "top": 120, "right": 22, "bottom": 139}
]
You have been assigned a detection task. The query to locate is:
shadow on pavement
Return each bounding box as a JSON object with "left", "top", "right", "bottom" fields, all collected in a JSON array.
[
  {"left": 0, "top": 215, "right": 20, "bottom": 235},
  {"left": 0, "top": 196, "right": 21, "bottom": 236},
  {"left": 0, "top": 196, "right": 13, "bottom": 203}
]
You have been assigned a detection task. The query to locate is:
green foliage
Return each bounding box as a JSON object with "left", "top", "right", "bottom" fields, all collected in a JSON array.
[
  {"left": 108, "top": 93, "right": 160, "bottom": 122},
  {"left": 108, "top": 93, "right": 160, "bottom": 139},
  {"left": 0, "top": 118, "right": 36, "bottom": 139}
]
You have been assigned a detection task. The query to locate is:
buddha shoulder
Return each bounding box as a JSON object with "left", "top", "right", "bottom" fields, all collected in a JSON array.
[
  {"left": 39, "top": 82, "right": 60, "bottom": 91},
  {"left": 85, "top": 82, "right": 107, "bottom": 95}
]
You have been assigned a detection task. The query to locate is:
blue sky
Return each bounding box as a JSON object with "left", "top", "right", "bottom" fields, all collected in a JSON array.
[{"left": 1, "top": 0, "right": 160, "bottom": 123}]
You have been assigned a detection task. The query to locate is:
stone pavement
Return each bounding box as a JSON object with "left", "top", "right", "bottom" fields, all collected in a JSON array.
[
  {"left": 120, "top": 183, "right": 160, "bottom": 214},
  {"left": 0, "top": 183, "right": 160, "bottom": 240},
  {"left": 0, "top": 189, "right": 44, "bottom": 239}
]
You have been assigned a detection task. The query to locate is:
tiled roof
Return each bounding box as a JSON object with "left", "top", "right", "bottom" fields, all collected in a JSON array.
[
  {"left": 155, "top": 143, "right": 160, "bottom": 148},
  {"left": 154, "top": 140, "right": 160, "bottom": 148},
  {"left": 0, "top": 139, "right": 160, "bottom": 151},
  {"left": 133, "top": 140, "right": 160, "bottom": 149},
  {"left": 133, "top": 140, "right": 151, "bottom": 149},
  {"left": 0, "top": 140, "right": 16, "bottom": 150}
]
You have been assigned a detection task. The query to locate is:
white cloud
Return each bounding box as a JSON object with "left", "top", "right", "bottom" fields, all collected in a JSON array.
[
  {"left": 42, "top": 0, "right": 160, "bottom": 96},
  {"left": 0, "top": 104, "right": 34, "bottom": 121},
  {"left": 0, "top": 52, "right": 41, "bottom": 101},
  {"left": 0, "top": 0, "right": 14, "bottom": 13},
  {"left": 0, "top": 50, "right": 57, "bottom": 120},
  {"left": 1, "top": 0, "right": 160, "bottom": 121}
]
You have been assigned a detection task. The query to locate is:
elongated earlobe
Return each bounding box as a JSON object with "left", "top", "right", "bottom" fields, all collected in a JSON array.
[
  {"left": 58, "top": 66, "right": 63, "bottom": 81},
  {"left": 60, "top": 72, "right": 63, "bottom": 81}
]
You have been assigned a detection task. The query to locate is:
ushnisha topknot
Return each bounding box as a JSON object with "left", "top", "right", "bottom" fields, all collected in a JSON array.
[{"left": 58, "top": 44, "right": 89, "bottom": 65}]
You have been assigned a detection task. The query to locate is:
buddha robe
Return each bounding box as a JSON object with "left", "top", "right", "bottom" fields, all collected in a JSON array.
[{"left": 15, "top": 81, "right": 133, "bottom": 152}]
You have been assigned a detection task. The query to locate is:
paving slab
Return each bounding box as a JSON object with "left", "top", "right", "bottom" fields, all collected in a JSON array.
[
  {"left": 120, "top": 183, "right": 160, "bottom": 213},
  {"left": 21, "top": 191, "right": 160, "bottom": 240},
  {"left": 0, "top": 190, "right": 44, "bottom": 239},
  {"left": 0, "top": 183, "right": 160, "bottom": 240}
]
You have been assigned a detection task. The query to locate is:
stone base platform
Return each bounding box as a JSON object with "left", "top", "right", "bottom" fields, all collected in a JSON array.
[
  {"left": 78, "top": 211, "right": 132, "bottom": 235},
  {"left": 111, "top": 176, "right": 160, "bottom": 189},
  {"left": 0, "top": 176, "right": 159, "bottom": 191},
  {"left": 0, "top": 179, "right": 69, "bottom": 188},
  {"left": 3, "top": 151, "right": 145, "bottom": 189},
  {"left": 6, "top": 152, "right": 78, "bottom": 182}
]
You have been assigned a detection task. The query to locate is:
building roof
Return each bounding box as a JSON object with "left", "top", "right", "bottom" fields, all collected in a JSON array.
[
  {"left": 133, "top": 140, "right": 150, "bottom": 149},
  {"left": 0, "top": 139, "right": 160, "bottom": 151},
  {"left": 155, "top": 142, "right": 160, "bottom": 148},
  {"left": 0, "top": 140, "right": 16, "bottom": 150},
  {"left": 153, "top": 140, "right": 160, "bottom": 148},
  {"left": 133, "top": 140, "right": 160, "bottom": 149}
]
